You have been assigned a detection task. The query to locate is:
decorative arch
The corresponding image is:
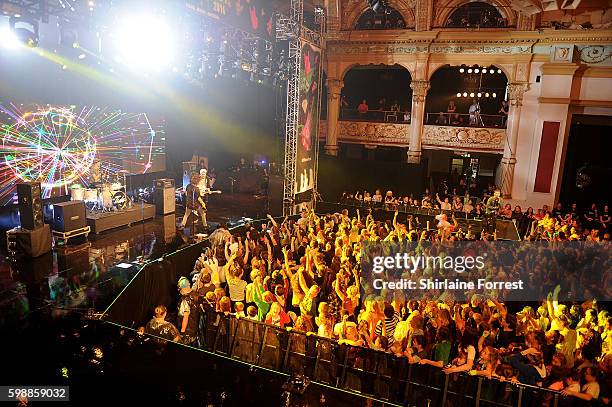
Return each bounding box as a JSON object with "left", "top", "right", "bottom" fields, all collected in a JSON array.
[
  {"left": 343, "top": 0, "right": 416, "bottom": 30},
  {"left": 432, "top": 0, "right": 517, "bottom": 28},
  {"left": 339, "top": 62, "right": 415, "bottom": 83}
]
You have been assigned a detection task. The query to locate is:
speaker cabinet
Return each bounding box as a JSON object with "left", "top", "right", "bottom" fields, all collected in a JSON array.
[
  {"left": 17, "top": 182, "right": 44, "bottom": 230},
  {"left": 155, "top": 179, "right": 176, "bottom": 215},
  {"left": 7, "top": 224, "right": 52, "bottom": 257},
  {"left": 52, "top": 201, "right": 86, "bottom": 232}
]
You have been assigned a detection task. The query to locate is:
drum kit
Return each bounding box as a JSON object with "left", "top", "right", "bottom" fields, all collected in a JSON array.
[{"left": 70, "top": 171, "right": 131, "bottom": 212}]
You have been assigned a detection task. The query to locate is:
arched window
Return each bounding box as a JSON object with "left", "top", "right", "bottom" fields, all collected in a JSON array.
[
  {"left": 444, "top": 2, "right": 506, "bottom": 28},
  {"left": 355, "top": 6, "right": 406, "bottom": 30}
]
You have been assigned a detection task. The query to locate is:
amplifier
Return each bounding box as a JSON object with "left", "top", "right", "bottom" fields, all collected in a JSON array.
[
  {"left": 154, "top": 178, "right": 176, "bottom": 188},
  {"left": 154, "top": 180, "right": 176, "bottom": 215},
  {"left": 52, "top": 201, "right": 87, "bottom": 232}
]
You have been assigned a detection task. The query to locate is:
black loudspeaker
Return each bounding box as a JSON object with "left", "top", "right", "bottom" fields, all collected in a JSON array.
[
  {"left": 17, "top": 182, "right": 44, "bottom": 230},
  {"left": 267, "top": 175, "right": 284, "bottom": 216},
  {"left": 154, "top": 179, "right": 176, "bottom": 215},
  {"left": 52, "top": 201, "right": 86, "bottom": 232}
]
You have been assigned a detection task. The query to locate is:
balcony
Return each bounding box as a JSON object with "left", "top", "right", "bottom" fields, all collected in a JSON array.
[
  {"left": 340, "top": 108, "right": 411, "bottom": 123},
  {"left": 320, "top": 112, "right": 506, "bottom": 153}
]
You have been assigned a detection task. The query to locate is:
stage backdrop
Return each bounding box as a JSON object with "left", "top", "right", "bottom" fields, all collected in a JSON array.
[
  {"left": 295, "top": 41, "right": 321, "bottom": 204},
  {"left": 0, "top": 103, "right": 165, "bottom": 205}
]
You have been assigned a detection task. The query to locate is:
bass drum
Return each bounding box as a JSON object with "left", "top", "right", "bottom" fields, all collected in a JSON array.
[
  {"left": 84, "top": 188, "right": 99, "bottom": 202},
  {"left": 70, "top": 186, "right": 84, "bottom": 201},
  {"left": 112, "top": 191, "right": 128, "bottom": 210},
  {"left": 100, "top": 185, "right": 114, "bottom": 209}
]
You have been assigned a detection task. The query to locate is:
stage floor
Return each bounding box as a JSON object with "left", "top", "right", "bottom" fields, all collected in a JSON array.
[{"left": 0, "top": 192, "right": 267, "bottom": 330}]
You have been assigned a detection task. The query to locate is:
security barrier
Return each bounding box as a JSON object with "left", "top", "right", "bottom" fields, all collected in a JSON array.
[{"left": 198, "top": 311, "right": 564, "bottom": 407}]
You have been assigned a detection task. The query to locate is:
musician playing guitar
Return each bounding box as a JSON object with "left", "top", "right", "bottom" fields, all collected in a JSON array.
[{"left": 181, "top": 173, "right": 208, "bottom": 229}]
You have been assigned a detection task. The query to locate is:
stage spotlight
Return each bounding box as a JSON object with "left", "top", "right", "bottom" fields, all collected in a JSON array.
[
  {"left": 492, "top": 92, "right": 497, "bottom": 98},
  {"left": 485, "top": 92, "right": 490, "bottom": 97},
  {"left": 477, "top": 92, "right": 482, "bottom": 97},
  {"left": 497, "top": 69, "right": 502, "bottom": 74},
  {"left": 475, "top": 68, "right": 480, "bottom": 73},
  {"left": 470, "top": 92, "right": 475, "bottom": 97},
  {"left": 0, "top": 27, "right": 21, "bottom": 49},
  {"left": 456, "top": 92, "right": 462, "bottom": 97},
  {"left": 482, "top": 69, "right": 487, "bottom": 73},
  {"left": 467, "top": 68, "right": 473, "bottom": 73},
  {"left": 462, "top": 92, "right": 468, "bottom": 97},
  {"left": 459, "top": 68, "right": 464, "bottom": 73},
  {"left": 112, "top": 15, "right": 175, "bottom": 72}
]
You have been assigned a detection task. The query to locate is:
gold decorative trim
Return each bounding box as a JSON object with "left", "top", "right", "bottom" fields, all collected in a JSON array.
[
  {"left": 582, "top": 67, "right": 612, "bottom": 78},
  {"left": 532, "top": 54, "right": 549, "bottom": 62},
  {"left": 541, "top": 63, "right": 580, "bottom": 75},
  {"left": 538, "top": 97, "right": 571, "bottom": 104},
  {"left": 538, "top": 97, "right": 612, "bottom": 107},
  {"left": 422, "top": 125, "right": 505, "bottom": 151},
  {"left": 572, "top": 99, "right": 612, "bottom": 107}
]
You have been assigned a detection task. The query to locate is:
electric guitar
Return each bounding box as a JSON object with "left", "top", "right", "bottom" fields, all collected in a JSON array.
[{"left": 200, "top": 189, "right": 222, "bottom": 195}]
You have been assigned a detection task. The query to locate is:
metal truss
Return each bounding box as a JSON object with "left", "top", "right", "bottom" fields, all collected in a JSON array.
[
  {"left": 0, "top": 0, "right": 91, "bottom": 25},
  {"left": 276, "top": 0, "right": 325, "bottom": 215},
  {"left": 276, "top": 0, "right": 303, "bottom": 215},
  {"left": 282, "top": 37, "right": 301, "bottom": 215}
]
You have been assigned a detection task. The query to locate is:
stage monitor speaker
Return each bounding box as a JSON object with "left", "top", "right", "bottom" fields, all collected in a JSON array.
[
  {"left": 8, "top": 224, "right": 52, "bottom": 257},
  {"left": 52, "top": 201, "right": 86, "bottom": 232},
  {"left": 17, "top": 182, "right": 44, "bottom": 230},
  {"left": 155, "top": 179, "right": 176, "bottom": 215}
]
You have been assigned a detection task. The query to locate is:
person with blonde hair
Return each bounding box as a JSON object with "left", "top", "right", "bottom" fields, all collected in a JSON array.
[
  {"left": 266, "top": 302, "right": 290, "bottom": 328},
  {"left": 358, "top": 297, "right": 384, "bottom": 340}
]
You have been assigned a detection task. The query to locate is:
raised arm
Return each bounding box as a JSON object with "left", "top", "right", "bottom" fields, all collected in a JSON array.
[{"left": 267, "top": 214, "right": 278, "bottom": 228}]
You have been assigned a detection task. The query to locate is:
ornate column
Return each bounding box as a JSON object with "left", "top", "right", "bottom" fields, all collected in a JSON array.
[
  {"left": 415, "top": 0, "right": 433, "bottom": 31},
  {"left": 500, "top": 82, "right": 528, "bottom": 198},
  {"left": 325, "top": 79, "right": 343, "bottom": 156},
  {"left": 407, "top": 80, "right": 430, "bottom": 164}
]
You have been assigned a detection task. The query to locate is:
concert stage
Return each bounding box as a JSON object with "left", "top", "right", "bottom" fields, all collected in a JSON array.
[{"left": 86, "top": 204, "right": 156, "bottom": 234}]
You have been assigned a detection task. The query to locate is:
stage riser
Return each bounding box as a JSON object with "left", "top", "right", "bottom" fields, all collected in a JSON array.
[{"left": 87, "top": 204, "right": 156, "bottom": 234}]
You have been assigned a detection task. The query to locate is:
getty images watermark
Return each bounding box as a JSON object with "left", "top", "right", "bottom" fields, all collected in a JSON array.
[{"left": 361, "top": 240, "right": 610, "bottom": 302}]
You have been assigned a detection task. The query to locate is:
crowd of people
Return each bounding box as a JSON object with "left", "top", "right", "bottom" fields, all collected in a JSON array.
[
  {"left": 340, "top": 185, "right": 610, "bottom": 241},
  {"left": 142, "top": 201, "right": 611, "bottom": 404}
]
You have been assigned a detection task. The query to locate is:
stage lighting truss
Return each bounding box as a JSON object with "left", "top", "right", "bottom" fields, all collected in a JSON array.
[
  {"left": 275, "top": 0, "right": 324, "bottom": 215},
  {"left": 184, "top": 23, "right": 280, "bottom": 86},
  {"left": 0, "top": 0, "right": 93, "bottom": 25}
]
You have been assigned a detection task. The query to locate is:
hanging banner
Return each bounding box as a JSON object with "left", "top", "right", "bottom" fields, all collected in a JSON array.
[
  {"left": 186, "top": 0, "right": 275, "bottom": 41},
  {"left": 295, "top": 41, "right": 321, "bottom": 203}
]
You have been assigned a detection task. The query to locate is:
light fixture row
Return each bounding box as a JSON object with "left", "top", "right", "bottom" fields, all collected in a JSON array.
[
  {"left": 459, "top": 66, "right": 503, "bottom": 75},
  {"left": 456, "top": 92, "right": 497, "bottom": 98}
]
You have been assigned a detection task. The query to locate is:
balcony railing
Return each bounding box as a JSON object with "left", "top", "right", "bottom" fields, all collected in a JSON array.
[
  {"left": 340, "top": 108, "right": 411, "bottom": 123},
  {"left": 426, "top": 112, "right": 507, "bottom": 128},
  {"left": 319, "top": 119, "right": 506, "bottom": 152}
]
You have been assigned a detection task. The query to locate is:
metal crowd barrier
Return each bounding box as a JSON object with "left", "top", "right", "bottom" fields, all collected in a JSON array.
[
  {"left": 316, "top": 200, "right": 493, "bottom": 231},
  {"left": 197, "top": 311, "right": 563, "bottom": 406}
]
